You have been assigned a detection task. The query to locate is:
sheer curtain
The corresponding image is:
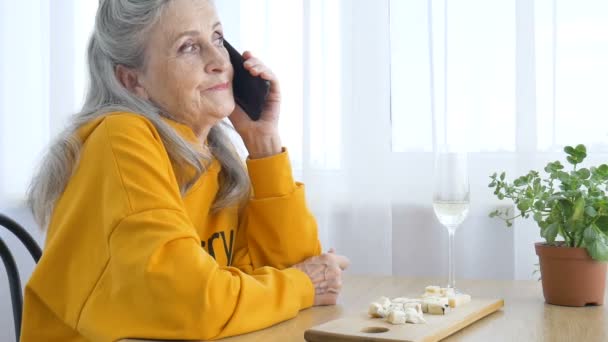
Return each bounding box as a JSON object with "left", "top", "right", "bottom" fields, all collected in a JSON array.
[
  {"left": 389, "top": 0, "right": 608, "bottom": 280},
  {"left": 216, "top": 0, "right": 396, "bottom": 275}
]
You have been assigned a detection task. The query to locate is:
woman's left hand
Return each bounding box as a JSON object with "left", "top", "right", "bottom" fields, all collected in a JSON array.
[{"left": 228, "top": 51, "right": 282, "bottom": 159}]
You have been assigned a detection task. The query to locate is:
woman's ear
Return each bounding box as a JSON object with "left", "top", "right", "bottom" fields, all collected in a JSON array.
[{"left": 115, "top": 64, "right": 149, "bottom": 100}]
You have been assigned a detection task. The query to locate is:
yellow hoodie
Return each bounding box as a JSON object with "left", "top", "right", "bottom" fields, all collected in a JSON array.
[{"left": 21, "top": 112, "right": 321, "bottom": 341}]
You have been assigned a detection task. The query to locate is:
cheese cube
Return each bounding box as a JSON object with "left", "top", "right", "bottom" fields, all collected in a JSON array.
[
  {"left": 368, "top": 302, "right": 388, "bottom": 318},
  {"left": 386, "top": 310, "right": 406, "bottom": 324},
  {"left": 425, "top": 285, "right": 441, "bottom": 294},
  {"left": 448, "top": 294, "right": 471, "bottom": 308}
]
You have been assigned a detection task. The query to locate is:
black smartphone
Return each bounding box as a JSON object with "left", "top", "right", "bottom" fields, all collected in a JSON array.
[{"left": 224, "top": 39, "right": 270, "bottom": 121}]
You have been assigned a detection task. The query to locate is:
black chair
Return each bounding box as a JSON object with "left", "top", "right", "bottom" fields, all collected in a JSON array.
[{"left": 0, "top": 213, "right": 42, "bottom": 342}]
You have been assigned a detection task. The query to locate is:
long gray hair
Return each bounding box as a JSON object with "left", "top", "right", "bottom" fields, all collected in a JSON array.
[{"left": 27, "top": 0, "right": 250, "bottom": 229}]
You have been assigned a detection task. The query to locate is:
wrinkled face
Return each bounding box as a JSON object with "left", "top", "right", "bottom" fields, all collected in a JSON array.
[{"left": 140, "top": 0, "right": 234, "bottom": 135}]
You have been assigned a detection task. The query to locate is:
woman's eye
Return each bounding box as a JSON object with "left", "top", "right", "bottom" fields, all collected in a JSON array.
[
  {"left": 180, "top": 42, "right": 199, "bottom": 53},
  {"left": 216, "top": 36, "right": 225, "bottom": 46}
]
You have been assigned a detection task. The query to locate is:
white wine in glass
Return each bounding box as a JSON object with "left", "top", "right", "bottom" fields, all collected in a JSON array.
[{"left": 432, "top": 150, "right": 470, "bottom": 290}]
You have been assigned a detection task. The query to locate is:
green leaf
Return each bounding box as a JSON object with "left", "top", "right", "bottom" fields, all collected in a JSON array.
[
  {"left": 557, "top": 171, "right": 570, "bottom": 183},
  {"left": 586, "top": 229, "right": 608, "bottom": 261},
  {"left": 572, "top": 196, "right": 585, "bottom": 222},
  {"left": 585, "top": 206, "right": 598, "bottom": 217},
  {"left": 543, "top": 222, "right": 559, "bottom": 244},
  {"left": 575, "top": 144, "right": 587, "bottom": 154},
  {"left": 534, "top": 200, "right": 545, "bottom": 211},
  {"left": 533, "top": 178, "right": 541, "bottom": 192},
  {"left": 577, "top": 168, "right": 591, "bottom": 180},
  {"left": 488, "top": 181, "right": 497, "bottom": 187},
  {"left": 564, "top": 146, "right": 575, "bottom": 155},
  {"left": 566, "top": 156, "right": 577, "bottom": 165},
  {"left": 500, "top": 172, "right": 506, "bottom": 181},
  {"left": 557, "top": 199, "right": 573, "bottom": 218},
  {"left": 584, "top": 225, "right": 598, "bottom": 245},
  {"left": 513, "top": 177, "right": 526, "bottom": 187},
  {"left": 595, "top": 216, "right": 608, "bottom": 234},
  {"left": 533, "top": 212, "right": 543, "bottom": 223},
  {"left": 517, "top": 199, "right": 531, "bottom": 211}
]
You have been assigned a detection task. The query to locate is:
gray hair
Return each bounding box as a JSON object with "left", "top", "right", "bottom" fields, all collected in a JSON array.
[{"left": 28, "top": 0, "right": 250, "bottom": 229}]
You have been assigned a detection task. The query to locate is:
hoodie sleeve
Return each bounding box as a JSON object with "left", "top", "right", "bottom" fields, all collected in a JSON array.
[
  {"left": 75, "top": 115, "right": 314, "bottom": 341},
  {"left": 231, "top": 149, "right": 322, "bottom": 272}
]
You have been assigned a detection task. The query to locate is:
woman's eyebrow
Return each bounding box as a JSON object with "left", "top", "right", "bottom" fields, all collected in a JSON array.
[
  {"left": 174, "top": 30, "right": 200, "bottom": 42},
  {"left": 172, "top": 22, "right": 221, "bottom": 43}
]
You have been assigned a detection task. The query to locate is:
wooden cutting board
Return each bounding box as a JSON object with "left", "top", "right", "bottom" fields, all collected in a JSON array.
[{"left": 304, "top": 298, "right": 504, "bottom": 342}]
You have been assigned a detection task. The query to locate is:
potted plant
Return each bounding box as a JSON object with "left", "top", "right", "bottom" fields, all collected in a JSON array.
[{"left": 488, "top": 144, "right": 608, "bottom": 307}]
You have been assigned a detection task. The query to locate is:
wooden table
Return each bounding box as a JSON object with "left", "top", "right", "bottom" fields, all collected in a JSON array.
[{"left": 124, "top": 274, "right": 608, "bottom": 342}]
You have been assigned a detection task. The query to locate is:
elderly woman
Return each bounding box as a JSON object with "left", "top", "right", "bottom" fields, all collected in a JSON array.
[{"left": 20, "top": 0, "right": 349, "bottom": 341}]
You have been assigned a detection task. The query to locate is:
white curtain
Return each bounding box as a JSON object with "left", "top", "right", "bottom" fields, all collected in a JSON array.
[
  {"left": 217, "top": 0, "right": 608, "bottom": 279},
  {"left": 215, "top": 0, "right": 395, "bottom": 275},
  {"left": 388, "top": 0, "right": 608, "bottom": 281}
]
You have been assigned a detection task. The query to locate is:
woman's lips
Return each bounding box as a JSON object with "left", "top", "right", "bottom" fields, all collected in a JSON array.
[{"left": 206, "top": 82, "right": 230, "bottom": 91}]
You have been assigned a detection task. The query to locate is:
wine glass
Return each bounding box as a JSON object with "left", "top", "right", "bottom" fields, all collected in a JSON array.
[{"left": 432, "top": 149, "right": 470, "bottom": 291}]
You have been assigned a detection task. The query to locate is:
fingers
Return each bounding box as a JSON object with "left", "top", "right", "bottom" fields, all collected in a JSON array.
[
  {"left": 314, "top": 292, "right": 339, "bottom": 306},
  {"left": 293, "top": 262, "right": 325, "bottom": 283},
  {"left": 312, "top": 265, "right": 342, "bottom": 293},
  {"left": 334, "top": 254, "right": 351, "bottom": 270},
  {"left": 241, "top": 53, "right": 281, "bottom": 97},
  {"left": 314, "top": 277, "right": 343, "bottom": 295},
  {"left": 243, "top": 56, "right": 274, "bottom": 79},
  {"left": 314, "top": 252, "right": 351, "bottom": 271},
  {"left": 306, "top": 262, "right": 340, "bottom": 283},
  {"left": 242, "top": 50, "right": 253, "bottom": 59},
  {"left": 308, "top": 265, "right": 325, "bottom": 283},
  {"left": 293, "top": 250, "right": 349, "bottom": 307}
]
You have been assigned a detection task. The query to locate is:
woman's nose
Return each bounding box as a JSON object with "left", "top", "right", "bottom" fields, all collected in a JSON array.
[{"left": 204, "top": 45, "right": 230, "bottom": 74}]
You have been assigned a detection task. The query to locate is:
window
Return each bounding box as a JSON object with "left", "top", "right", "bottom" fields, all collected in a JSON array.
[
  {"left": 536, "top": 0, "right": 608, "bottom": 151},
  {"left": 216, "top": 0, "right": 342, "bottom": 169},
  {"left": 390, "top": 0, "right": 515, "bottom": 153}
]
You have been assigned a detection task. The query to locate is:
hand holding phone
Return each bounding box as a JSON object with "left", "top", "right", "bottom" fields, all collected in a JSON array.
[{"left": 224, "top": 40, "right": 270, "bottom": 121}]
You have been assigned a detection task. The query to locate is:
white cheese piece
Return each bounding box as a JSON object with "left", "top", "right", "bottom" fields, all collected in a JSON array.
[
  {"left": 368, "top": 302, "right": 388, "bottom": 318},
  {"left": 389, "top": 302, "right": 405, "bottom": 312},
  {"left": 425, "top": 285, "right": 441, "bottom": 294},
  {"left": 404, "top": 308, "right": 427, "bottom": 324},
  {"left": 423, "top": 297, "right": 449, "bottom": 315},
  {"left": 448, "top": 293, "right": 471, "bottom": 308},
  {"left": 427, "top": 302, "right": 449, "bottom": 315},
  {"left": 423, "top": 296, "right": 449, "bottom": 306},
  {"left": 376, "top": 296, "right": 392, "bottom": 309},
  {"left": 403, "top": 302, "right": 423, "bottom": 316},
  {"left": 392, "top": 297, "right": 418, "bottom": 304},
  {"left": 386, "top": 310, "right": 407, "bottom": 324}
]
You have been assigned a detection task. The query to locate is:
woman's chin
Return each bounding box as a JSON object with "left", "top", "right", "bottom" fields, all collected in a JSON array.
[{"left": 208, "top": 102, "right": 235, "bottom": 121}]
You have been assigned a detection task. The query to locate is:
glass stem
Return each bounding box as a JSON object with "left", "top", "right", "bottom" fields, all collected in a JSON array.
[{"left": 447, "top": 228, "right": 456, "bottom": 289}]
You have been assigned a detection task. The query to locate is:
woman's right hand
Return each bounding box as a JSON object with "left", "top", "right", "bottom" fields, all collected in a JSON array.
[{"left": 292, "top": 249, "right": 350, "bottom": 306}]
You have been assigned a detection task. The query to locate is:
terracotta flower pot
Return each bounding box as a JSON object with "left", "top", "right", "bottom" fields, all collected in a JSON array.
[{"left": 535, "top": 242, "right": 607, "bottom": 307}]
